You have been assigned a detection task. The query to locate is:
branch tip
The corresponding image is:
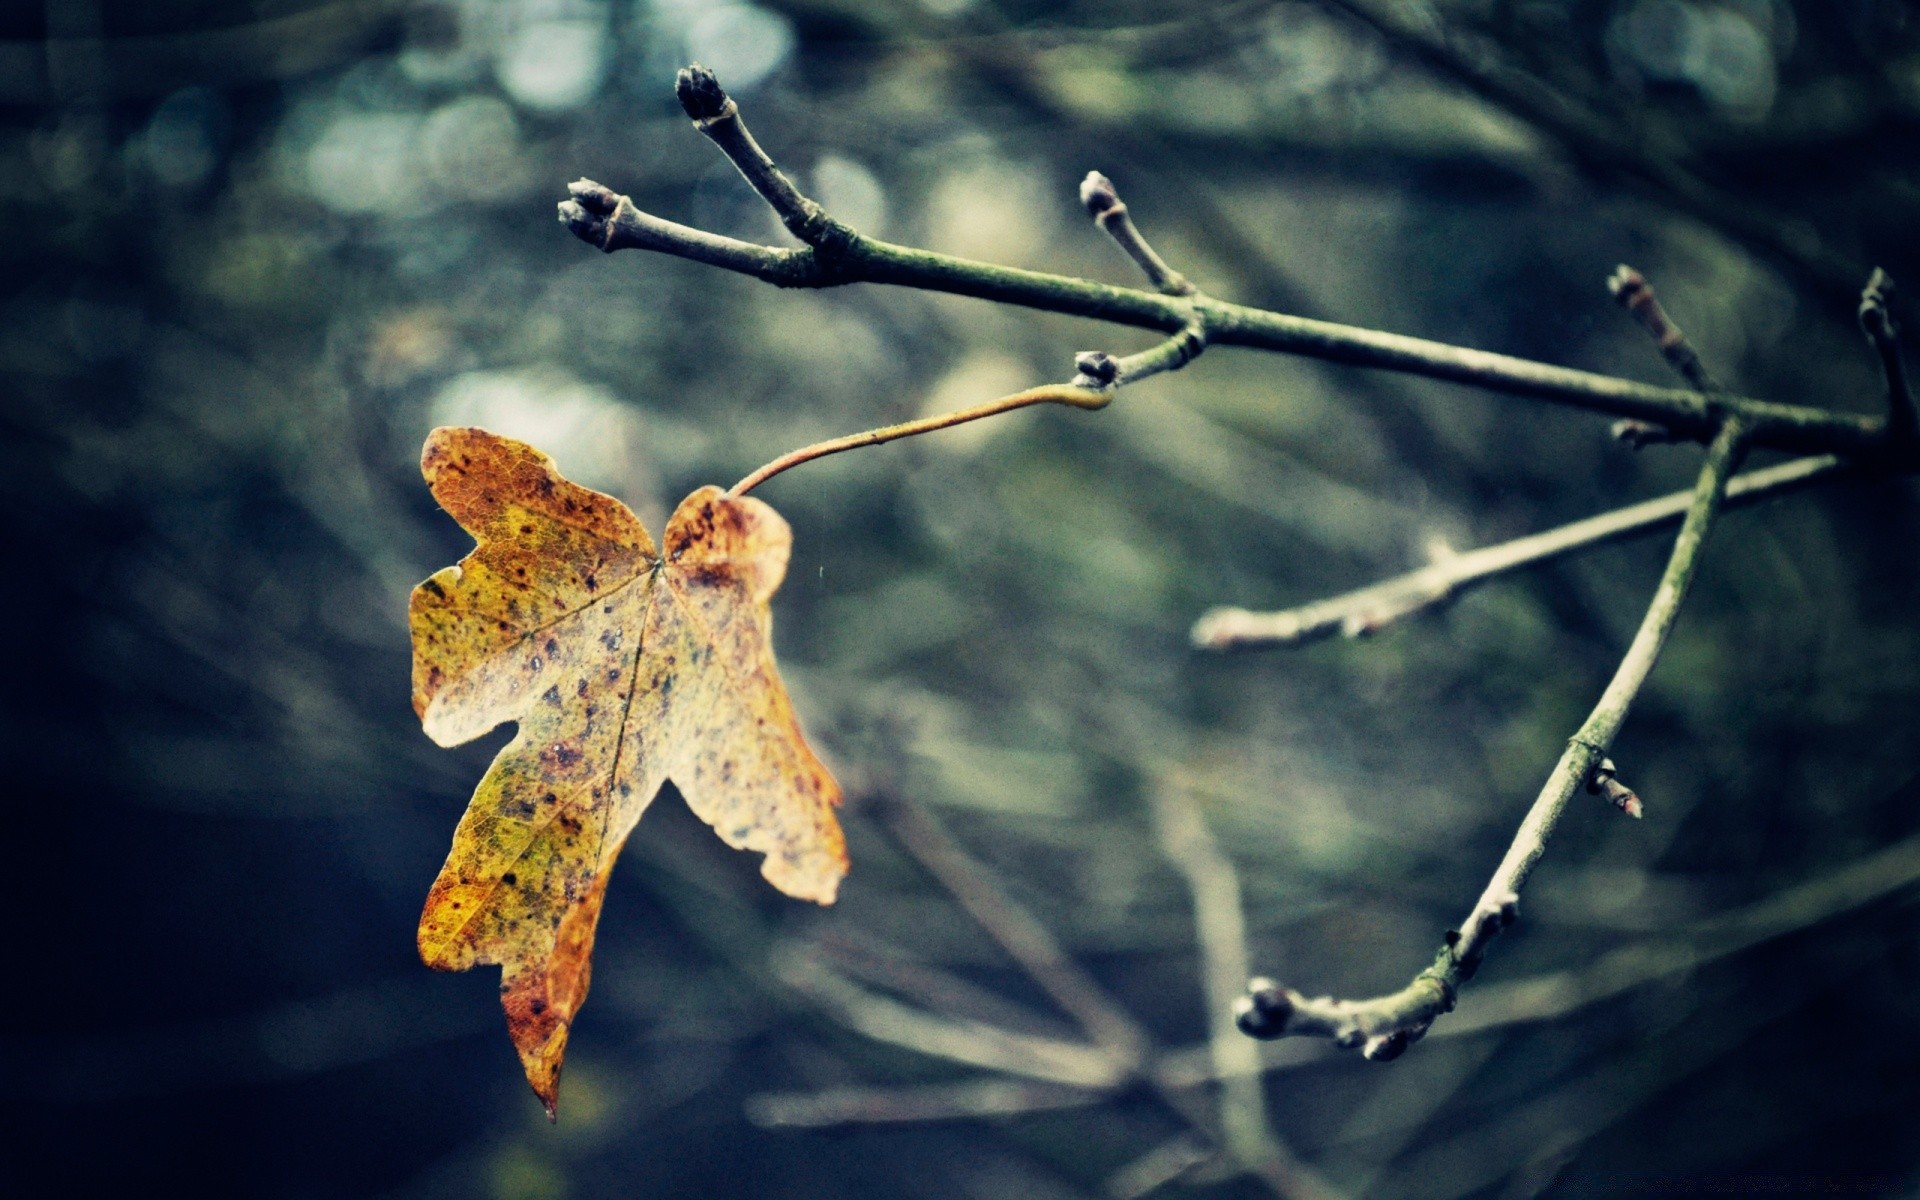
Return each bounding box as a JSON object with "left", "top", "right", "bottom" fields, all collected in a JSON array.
[
  {"left": 1078, "top": 170, "right": 1196, "bottom": 297},
  {"left": 1858, "top": 268, "right": 1896, "bottom": 340},
  {"left": 1609, "top": 263, "right": 1718, "bottom": 392},
  {"left": 675, "top": 62, "right": 729, "bottom": 121},
  {"left": 1606, "top": 263, "right": 1648, "bottom": 305},
  {"left": 1612, "top": 418, "right": 1683, "bottom": 449},
  {"left": 1858, "top": 267, "right": 1917, "bottom": 448},
  {"left": 1078, "top": 170, "right": 1119, "bottom": 216}
]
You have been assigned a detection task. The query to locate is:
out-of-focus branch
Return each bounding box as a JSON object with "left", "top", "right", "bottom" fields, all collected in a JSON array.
[
  {"left": 1235, "top": 419, "right": 1750, "bottom": 1056},
  {"left": 1859, "top": 269, "right": 1917, "bottom": 449},
  {"left": 871, "top": 793, "right": 1347, "bottom": 1200},
  {"left": 772, "top": 943, "right": 1128, "bottom": 1089},
  {"left": 745, "top": 1077, "right": 1101, "bottom": 1129},
  {"left": 761, "top": 821, "right": 1920, "bottom": 1115},
  {"left": 1314, "top": 0, "right": 1866, "bottom": 298},
  {"left": 1192, "top": 452, "right": 1844, "bottom": 650},
  {"left": 871, "top": 794, "right": 1149, "bottom": 1070},
  {"left": 1150, "top": 785, "right": 1282, "bottom": 1177},
  {"left": 556, "top": 67, "right": 1903, "bottom": 462}
]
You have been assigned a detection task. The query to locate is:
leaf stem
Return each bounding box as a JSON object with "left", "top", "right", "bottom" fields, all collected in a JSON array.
[{"left": 727, "top": 384, "right": 1110, "bottom": 498}]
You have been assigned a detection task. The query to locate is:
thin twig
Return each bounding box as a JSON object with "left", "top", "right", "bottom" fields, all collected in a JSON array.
[
  {"left": 1608, "top": 264, "right": 1719, "bottom": 394},
  {"left": 1859, "top": 268, "right": 1917, "bottom": 449},
  {"left": 669, "top": 100, "right": 1210, "bottom": 496},
  {"left": 1193, "top": 452, "right": 1845, "bottom": 649},
  {"left": 556, "top": 71, "right": 1903, "bottom": 461},
  {"left": 1235, "top": 418, "right": 1750, "bottom": 1056},
  {"left": 1081, "top": 170, "right": 1197, "bottom": 296}
]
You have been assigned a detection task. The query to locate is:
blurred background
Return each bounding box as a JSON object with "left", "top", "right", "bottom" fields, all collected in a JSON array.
[{"left": 7, "top": 1, "right": 1920, "bottom": 1197}]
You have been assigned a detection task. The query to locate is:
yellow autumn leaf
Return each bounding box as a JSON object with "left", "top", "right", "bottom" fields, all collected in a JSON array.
[{"left": 409, "top": 426, "right": 846, "bottom": 1116}]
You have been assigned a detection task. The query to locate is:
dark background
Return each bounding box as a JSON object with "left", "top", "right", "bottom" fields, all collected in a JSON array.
[{"left": 7, "top": 2, "right": 1920, "bottom": 1197}]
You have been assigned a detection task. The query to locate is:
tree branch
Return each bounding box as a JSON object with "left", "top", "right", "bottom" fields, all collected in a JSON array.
[
  {"left": 771, "top": 943, "right": 1128, "bottom": 1089},
  {"left": 1859, "top": 268, "right": 1917, "bottom": 450},
  {"left": 1235, "top": 418, "right": 1751, "bottom": 1056},
  {"left": 1193, "top": 452, "right": 1845, "bottom": 650},
  {"left": 556, "top": 71, "right": 1901, "bottom": 462}
]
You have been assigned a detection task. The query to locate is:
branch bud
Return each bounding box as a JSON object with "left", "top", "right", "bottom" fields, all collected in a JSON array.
[
  {"left": 1612, "top": 419, "right": 1681, "bottom": 449},
  {"left": 1362, "top": 1030, "right": 1410, "bottom": 1062},
  {"left": 1079, "top": 171, "right": 1119, "bottom": 217},
  {"left": 676, "top": 63, "right": 730, "bottom": 121},
  {"left": 1074, "top": 350, "right": 1120, "bottom": 387},
  {"left": 1234, "top": 977, "right": 1293, "bottom": 1040},
  {"left": 1607, "top": 264, "right": 1651, "bottom": 309}
]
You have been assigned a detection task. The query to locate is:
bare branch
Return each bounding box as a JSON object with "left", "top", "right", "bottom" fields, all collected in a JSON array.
[
  {"left": 1193, "top": 452, "right": 1844, "bottom": 650},
  {"left": 556, "top": 70, "right": 1902, "bottom": 462},
  {"left": 1608, "top": 264, "right": 1720, "bottom": 394},
  {"left": 1081, "top": 170, "right": 1197, "bottom": 297},
  {"left": 560, "top": 178, "right": 809, "bottom": 283},
  {"left": 1150, "top": 819, "right": 1920, "bottom": 1090},
  {"left": 1859, "top": 268, "right": 1917, "bottom": 449},
  {"left": 1236, "top": 418, "right": 1750, "bottom": 1054}
]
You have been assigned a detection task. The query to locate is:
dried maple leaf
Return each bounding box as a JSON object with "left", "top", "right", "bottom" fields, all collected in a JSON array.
[{"left": 409, "top": 426, "right": 846, "bottom": 1116}]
